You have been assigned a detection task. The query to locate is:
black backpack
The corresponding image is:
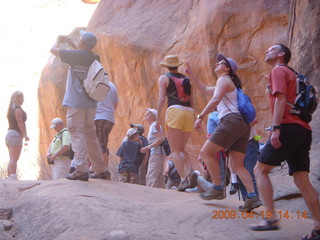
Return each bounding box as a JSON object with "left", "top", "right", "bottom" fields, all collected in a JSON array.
[
  {"left": 160, "top": 138, "right": 171, "bottom": 156},
  {"left": 283, "top": 66, "right": 318, "bottom": 123}
]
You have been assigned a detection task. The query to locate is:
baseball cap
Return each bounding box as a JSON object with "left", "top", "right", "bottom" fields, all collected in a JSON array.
[
  {"left": 79, "top": 30, "right": 97, "bottom": 50},
  {"left": 146, "top": 108, "right": 157, "bottom": 115},
  {"left": 50, "top": 118, "right": 63, "bottom": 129},
  {"left": 127, "top": 128, "right": 138, "bottom": 138},
  {"left": 130, "top": 124, "right": 145, "bottom": 134},
  {"left": 217, "top": 53, "right": 238, "bottom": 75}
]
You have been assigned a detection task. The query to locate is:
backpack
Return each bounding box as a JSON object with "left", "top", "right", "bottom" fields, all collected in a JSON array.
[
  {"left": 224, "top": 88, "right": 256, "bottom": 124},
  {"left": 83, "top": 60, "right": 110, "bottom": 101},
  {"left": 58, "top": 129, "right": 74, "bottom": 159},
  {"left": 236, "top": 88, "right": 256, "bottom": 124},
  {"left": 166, "top": 73, "right": 191, "bottom": 103},
  {"left": 160, "top": 138, "right": 171, "bottom": 156},
  {"left": 282, "top": 65, "right": 318, "bottom": 123}
]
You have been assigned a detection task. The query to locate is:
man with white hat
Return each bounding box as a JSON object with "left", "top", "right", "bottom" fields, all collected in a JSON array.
[
  {"left": 50, "top": 30, "right": 109, "bottom": 181},
  {"left": 46, "top": 118, "right": 72, "bottom": 180},
  {"left": 141, "top": 108, "right": 166, "bottom": 188}
]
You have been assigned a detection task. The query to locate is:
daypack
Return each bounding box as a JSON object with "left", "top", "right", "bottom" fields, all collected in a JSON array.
[
  {"left": 224, "top": 88, "right": 256, "bottom": 124},
  {"left": 166, "top": 73, "right": 191, "bottom": 103},
  {"left": 83, "top": 60, "right": 110, "bottom": 101},
  {"left": 282, "top": 66, "right": 318, "bottom": 123},
  {"left": 236, "top": 88, "right": 256, "bottom": 124},
  {"left": 160, "top": 138, "right": 171, "bottom": 156},
  {"left": 58, "top": 129, "right": 74, "bottom": 159}
]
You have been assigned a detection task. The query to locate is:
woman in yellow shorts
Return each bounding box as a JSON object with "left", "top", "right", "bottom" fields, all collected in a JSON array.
[{"left": 155, "top": 55, "right": 197, "bottom": 191}]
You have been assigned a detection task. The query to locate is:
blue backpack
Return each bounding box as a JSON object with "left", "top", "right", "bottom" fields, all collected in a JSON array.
[
  {"left": 236, "top": 88, "right": 256, "bottom": 123},
  {"left": 224, "top": 88, "right": 256, "bottom": 124}
]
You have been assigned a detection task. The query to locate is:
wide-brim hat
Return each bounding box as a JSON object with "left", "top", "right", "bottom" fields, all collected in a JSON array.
[
  {"left": 160, "top": 55, "right": 184, "bottom": 68},
  {"left": 217, "top": 53, "right": 238, "bottom": 75}
]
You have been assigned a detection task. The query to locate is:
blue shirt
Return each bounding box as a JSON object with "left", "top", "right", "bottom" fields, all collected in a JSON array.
[{"left": 60, "top": 49, "right": 97, "bottom": 108}]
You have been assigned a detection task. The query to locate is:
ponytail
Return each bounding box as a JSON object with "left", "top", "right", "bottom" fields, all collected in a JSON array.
[{"left": 231, "top": 74, "right": 242, "bottom": 89}]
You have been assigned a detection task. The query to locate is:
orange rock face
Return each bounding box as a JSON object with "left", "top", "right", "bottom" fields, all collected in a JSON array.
[{"left": 38, "top": 0, "right": 319, "bottom": 180}]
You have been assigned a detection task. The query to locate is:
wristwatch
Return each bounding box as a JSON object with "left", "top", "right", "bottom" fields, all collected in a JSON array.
[
  {"left": 197, "top": 114, "right": 203, "bottom": 120},
  {"left": 270, "top": 125, "right": 281, "bottom": 131}
]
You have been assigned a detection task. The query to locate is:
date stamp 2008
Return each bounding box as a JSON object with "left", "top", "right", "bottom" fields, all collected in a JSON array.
[{"left": 211, "top": 210, "right": 308, "bottom": 220}]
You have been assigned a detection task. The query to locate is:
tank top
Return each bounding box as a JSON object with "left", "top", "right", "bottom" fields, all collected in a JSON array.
[
  {"left": 8, "top": 105, "right": 27, "bottom": 133},
  {"left": 217, "top": 87, "right": 239, "bottom": 119},
  {"left": 166, "top": 72, "right": 192, "bottom": 107}
]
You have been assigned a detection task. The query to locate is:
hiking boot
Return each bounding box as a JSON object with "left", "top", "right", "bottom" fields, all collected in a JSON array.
[
  {"left": 229, "top": 183, "right": 239, "bottom": 195},
  {"left": 188, "top": 171, "right": 198, "bottom": 189},
  {"left": 89, "top": 170, "right": 111, "bottom": 180},
  {"left": 200, "top": 187, "right": 225, "bottom": 200},
  {"left": 239, "top": 196, "right": 262, "bottom": 212},
  {"left": 66, "top": 171, "right": 89, "bottom": 181},
  {"left": 176, "top": 178, "right": 190, "bottom": 192}
]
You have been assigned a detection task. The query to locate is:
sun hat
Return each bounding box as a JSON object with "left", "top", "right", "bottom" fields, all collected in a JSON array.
[
  {"left": 217, "top": 53, "right": 238, "bottom": 75},
  {"left": 50, "top": 118, "right": 63, "bottom": 129},
  {"left": 130, "top": 124, "right": 145, "bottom": 134},
  {"left": 127, "top": 128, "right": 138, "bottom": 138},
  {"left": 160, "top": 55, "right": 183, "bottom": 68},
  {"left": 79, "top": 30, "right": 97, "bottom": 49},
  {"left": 146, "top": 108, "right": 157, "bottom": 116}
]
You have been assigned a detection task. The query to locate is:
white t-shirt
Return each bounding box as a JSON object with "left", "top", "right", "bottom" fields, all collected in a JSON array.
[{"left": 148, "top": 121, "right": 163, "bottom": 154}]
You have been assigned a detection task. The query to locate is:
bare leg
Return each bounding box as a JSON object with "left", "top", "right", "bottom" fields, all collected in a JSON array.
[
  {"left": 230, "top": 151, "right": 254, "bottom": 193},
  {"left": 7, "top": 145, "right": 22, "bottom": 176},
  {"left": 254, "top": 162, "right": 276, "bottom": 219}
]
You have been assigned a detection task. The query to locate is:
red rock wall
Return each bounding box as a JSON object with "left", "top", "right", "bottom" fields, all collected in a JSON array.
[{"left": 38, "top": 0, "right": 319, "bottom": 180}]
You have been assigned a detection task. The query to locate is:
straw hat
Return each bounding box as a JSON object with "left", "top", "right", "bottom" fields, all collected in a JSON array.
[{"left": 160, "top": 55, "right": 183, "bottom": 68}]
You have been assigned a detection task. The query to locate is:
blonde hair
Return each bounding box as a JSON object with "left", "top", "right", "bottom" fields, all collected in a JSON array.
[{"left": 7, "top": 91, "right": 24, "bottom": 118}]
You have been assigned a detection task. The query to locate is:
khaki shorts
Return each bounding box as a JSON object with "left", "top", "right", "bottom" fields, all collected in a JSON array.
[
  {"left": 209, "top": 113, "right": 250, "bottom": 154},
  {"left": 166, "top": 107, "right": 194, "bottom": 133}
]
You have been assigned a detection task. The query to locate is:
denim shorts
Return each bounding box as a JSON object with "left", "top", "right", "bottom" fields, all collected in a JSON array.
[
  {"left": 209, "top": 113, "right": 250, "bottom": 154},
  {"left": 258, "top": 124, "right": 311, "bottom": 175},
  {"left": 5, "top": 129, "right": 23, "bottom": 147}
]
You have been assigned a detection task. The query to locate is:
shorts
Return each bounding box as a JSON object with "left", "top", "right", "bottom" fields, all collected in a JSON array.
[
  {"left": 258, "top": 124, "right": 311, "bottom": 175},
  {"left": 5, "top": 130, "right": 23, "bottom": 147},
  {"left": 94, "top": 119, "right": 114, "bottom": 154},
  {"left": 165, "top": 107, "right": 194, "bottom": 133},
  {"left": 209, "top": 113, "right": 250, "bottom": 154},
  {"left": 119, "top": 171, "right": 138, "bottom": 184}
]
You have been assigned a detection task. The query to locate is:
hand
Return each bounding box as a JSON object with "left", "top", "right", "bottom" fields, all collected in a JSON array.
[
  {"left": 194, "top": 119, "right": 202, "bottom": 132},
  {"left": 57, "top": 35, "right": 67, "bottom": 43},
  {"left": 270, "top": 130, "right": 281, "bottom": 149},
  {"left": 184, "top": 62, "right": 192, "bottom": 75},
  {"left": 140, "top": 147, "right": 149, "bottom": 153}
]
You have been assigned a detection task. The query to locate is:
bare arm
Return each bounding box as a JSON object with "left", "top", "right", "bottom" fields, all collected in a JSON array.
[
  {"left": 185, "top": 62, "right": 215, "bottom": 96},
  {"left": 270, "top": 92, "right": 286, "bottom": 149},
  {"left": 155, "top": 75, "right": 168, "bottom": 131},
  {"left": 15, "top": 108, "right": 29, "bottom": 140}
]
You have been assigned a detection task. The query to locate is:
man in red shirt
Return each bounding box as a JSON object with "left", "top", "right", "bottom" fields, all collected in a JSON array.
[{"left": 251, "top": 44, "right": 320, "bottom": 239}]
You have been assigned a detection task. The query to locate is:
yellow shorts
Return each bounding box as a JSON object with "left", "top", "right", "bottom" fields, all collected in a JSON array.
[{"left": 166, "top": 107, "right": 195, "bottom": 133}]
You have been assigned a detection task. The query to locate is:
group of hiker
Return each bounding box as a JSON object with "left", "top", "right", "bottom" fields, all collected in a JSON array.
[{"left": 5, "top": 29, "right": 320, "bottom": 239}]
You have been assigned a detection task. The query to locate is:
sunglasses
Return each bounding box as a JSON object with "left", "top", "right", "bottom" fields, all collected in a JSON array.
[{"left": 216, "top": 60, "right": 228, "bottom": 66}]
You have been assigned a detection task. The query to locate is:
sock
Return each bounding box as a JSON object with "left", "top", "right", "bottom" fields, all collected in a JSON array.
[
  {"left": 247, "top": 192, "right": 257, "bottom": 199},
  {"left": 213, "top": 184, "right": 223, "bottom": 191},
  {"left": 9, "top": 174, "right": 17, "bottom": 180},
  {"left": 231, "top": 173, "right": 238, "bottom": 183}
]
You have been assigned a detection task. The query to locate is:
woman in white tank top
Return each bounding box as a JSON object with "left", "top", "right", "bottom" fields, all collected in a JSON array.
[{"left": 185, "top": 54, "right": 261, "bottom": 211}]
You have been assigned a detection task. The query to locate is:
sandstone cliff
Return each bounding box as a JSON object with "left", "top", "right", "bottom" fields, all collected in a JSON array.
[{"left": 38, "top": 0, "right": 320, "bottom": 185}]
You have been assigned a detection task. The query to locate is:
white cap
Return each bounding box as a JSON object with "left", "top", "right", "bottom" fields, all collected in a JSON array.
[
  {"left": 146, "top": 108, "right": 157, "bottom": 115},
  {"left": 50, "top": 118, "right": 63, "bottom": 129},
  {"left": 126, "top": 128, "right": 138, "bottom": 138}
]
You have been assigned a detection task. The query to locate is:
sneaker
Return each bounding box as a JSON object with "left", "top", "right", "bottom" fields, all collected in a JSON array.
[
  {"left": 188, "top": 171, "right": 198, "bottom": 189},
  {"left": 239, "top": 196, "right": 262, "bottom": 212},
  {"left": 66, "top": 171, "right": 89, "bottom": 181},
  {"left": 176, "top": 178, "right": 190, "bottom": 192},
  {"left": 89, "top": 170, "right": 111, "bottom": 180},
  {"left": 229, "top": 183, "right": 239, "bottom": 195},
  {"left": 200, "top": 187, "right": 225, "bottom": 200}
]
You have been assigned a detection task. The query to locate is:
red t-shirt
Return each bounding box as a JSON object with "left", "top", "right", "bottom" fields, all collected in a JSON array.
[{"left": 268, "top": 65, "right": 311, "bottom": 130}]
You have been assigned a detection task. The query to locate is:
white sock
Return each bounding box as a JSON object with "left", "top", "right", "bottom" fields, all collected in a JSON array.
[
  {"left": 231, "top": 173, "right": 238, "bottom": 184},
  {"left": 9, "top": 174, "right": 17, "bottom": 180}
]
